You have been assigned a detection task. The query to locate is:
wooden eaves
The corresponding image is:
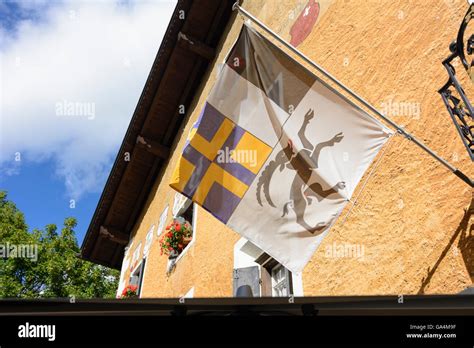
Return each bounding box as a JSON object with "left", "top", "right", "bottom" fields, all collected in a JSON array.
[{"left": 80, "top": 0, "right": 236, "bottom": 269}]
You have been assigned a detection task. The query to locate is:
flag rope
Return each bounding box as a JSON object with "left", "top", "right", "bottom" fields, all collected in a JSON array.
[{"left": 232, "top": 3, "right": 473, "bottom": 188}]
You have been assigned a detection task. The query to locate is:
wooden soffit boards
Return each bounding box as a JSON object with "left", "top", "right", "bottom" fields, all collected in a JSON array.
[{"left": 80, "top": 0, "right": 236, "bottom": 269}]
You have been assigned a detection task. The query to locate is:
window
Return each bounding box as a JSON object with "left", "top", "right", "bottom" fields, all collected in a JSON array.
[
  {"left": 270, "top": 264, "right": 292, "bottom": 297},
  {"left": 172, "top": 192, "right": 190, "bottom": 217},
  {"left": 175, "top": 202, "right": 196, "bottom": 260},
  {"left": 165, "top": 196, "right": 197, "bottom": 273},
  {"left": 171, "top": 193, "right": 196, "bottom": 260},
  {"left": 233, "top": 238, "right": 302, "bottom": 297},
  {"left": 129, "top": 258, "right": 146, "bottom": 297},
  {"left": 180, "top": 201, "right": 194, "bottom": 229},
  {"left": 256, "top": 253, "right": 293, "bottom": 297}
]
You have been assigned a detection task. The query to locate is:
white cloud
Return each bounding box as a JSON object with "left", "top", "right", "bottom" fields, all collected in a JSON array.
[{"left": 0, "top": 0, "right": 177, "bottom": 199}]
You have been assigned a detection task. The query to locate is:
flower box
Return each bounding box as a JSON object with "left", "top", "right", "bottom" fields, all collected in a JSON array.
[
  {"left": 120, "top": 284, "right": 138, "bottom": 299},
  {"left": 159, "top": 217, "right": 192, "bottom": 256}
]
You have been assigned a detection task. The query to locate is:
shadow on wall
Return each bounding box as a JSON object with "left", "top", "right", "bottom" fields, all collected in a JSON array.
[
  {"left": 418, "top": 193, "right": 474, "bottom": 294},
  {"left": 459, "top": 197, "right": 474, "bottom": 283}
]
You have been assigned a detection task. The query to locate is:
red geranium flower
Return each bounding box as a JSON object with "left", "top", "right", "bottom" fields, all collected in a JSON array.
[{"left": 121, "top": 284, "right": 138, "bottom": 299}]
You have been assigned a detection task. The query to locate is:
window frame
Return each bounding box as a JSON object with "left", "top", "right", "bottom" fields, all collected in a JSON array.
[
  {"left": 174, "top": 202, "right": 197, "bottom": 263},
  {"left": 257, "top": 253, "right": 294, "bottom": 297},
  {"left": 232, "top": 238, "right": 304, "bottom": 297},
  {"left": 269, "top": 263, "right": 292, "bottom": 297},
  {"left": 116, "top": 240, "right": 134, "bottom": 297},
  {"left": 157, "top": 205, "right": 169, "bottom": 236},
  {"left": 130, "top": 241, "right": 142, "bottom": 272},
  {"left": 129, "top": 257, "right": 146, "bottom": 297}
]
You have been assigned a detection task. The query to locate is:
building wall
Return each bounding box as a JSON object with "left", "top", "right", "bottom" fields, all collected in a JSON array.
[{"left": 119, "top": 0, "right": 473, "bottom": 298}]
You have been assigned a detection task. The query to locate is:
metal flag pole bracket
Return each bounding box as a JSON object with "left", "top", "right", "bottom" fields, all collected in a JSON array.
[
  {"left": 232, "top": 3, "right": 474, "bottom": 188},
  {"left": 438, "top": 3, "right": 474, "bottom": 162}
]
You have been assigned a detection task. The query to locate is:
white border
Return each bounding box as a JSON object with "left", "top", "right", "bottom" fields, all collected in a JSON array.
[
  {"left": 129, "top": 258, "right": 147, "bottom": 299},
  {"left": 157, "top": 205, "right": 169, "bottom": 236},
  {"left": 139, "top": 257, "right": 148, "bottom": 298},
  {"left": 143, "top": 225, "right": 154, "bottom": 257},
  {"left": 184, "top": 287, "right": 195, "bottom": 298}
]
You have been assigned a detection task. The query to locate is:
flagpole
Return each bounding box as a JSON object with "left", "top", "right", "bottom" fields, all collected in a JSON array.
[{"left": 232, "top": 3, "right": 474, "bottom": 188}]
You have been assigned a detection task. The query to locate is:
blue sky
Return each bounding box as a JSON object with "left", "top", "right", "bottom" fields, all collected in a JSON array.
[
  {"left": 1, "top": 1, "right": 49, "bottom": 32},
  {"left": 0, "top": 0, "right": 176, "bottom": 243},
  {"left": 1, "top": 160, "right": 100, "bottom": 240}
]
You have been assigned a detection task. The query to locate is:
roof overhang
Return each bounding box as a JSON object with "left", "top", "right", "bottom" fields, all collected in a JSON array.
[{"left": 80, "top": 0, "right": 236, "bottom": 269}]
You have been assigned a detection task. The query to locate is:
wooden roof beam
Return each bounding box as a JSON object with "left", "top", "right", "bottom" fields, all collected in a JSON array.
[
  {"left": 99, "top": 226, "right": 129, "bottom": 246},
  {"left": 136, "top": 135, "right": 170, "bottom": 159},
  {"left": 178, "top": 31, "right": 215, "bottom": 60}
]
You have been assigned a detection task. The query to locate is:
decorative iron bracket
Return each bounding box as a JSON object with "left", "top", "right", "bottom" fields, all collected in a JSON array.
[{"left": 439, "top": 3, "right": 474, "bottom": 161}]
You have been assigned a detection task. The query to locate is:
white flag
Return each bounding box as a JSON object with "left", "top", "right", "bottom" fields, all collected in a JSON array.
[{"left": 171, "top": 24, "right": 393, "bottom": 272}]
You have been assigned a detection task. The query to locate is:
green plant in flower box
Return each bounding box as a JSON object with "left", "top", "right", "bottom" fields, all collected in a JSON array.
[
  {"left": 120, "top": 284, "right": 138, "bottom": 299},
  {"left": 159, "top": 217, "right": 192, "bottom": 256}
]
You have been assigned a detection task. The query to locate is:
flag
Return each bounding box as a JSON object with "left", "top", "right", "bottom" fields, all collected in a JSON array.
[{"left": 170, "top": 23, "right": 393, "bottom": 272}]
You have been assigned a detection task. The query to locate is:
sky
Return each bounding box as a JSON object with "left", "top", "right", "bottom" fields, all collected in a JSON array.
[{"left": 0, "top": 0, "right": 176, "bottom": 243}]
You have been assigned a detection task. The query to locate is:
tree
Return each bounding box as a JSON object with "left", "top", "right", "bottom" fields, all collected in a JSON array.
[{"left": 0, "top": 191, "right": 119, "bottom": 298}]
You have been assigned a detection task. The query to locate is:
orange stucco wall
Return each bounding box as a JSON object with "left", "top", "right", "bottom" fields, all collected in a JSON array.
[{"left": 119, "top": 0, "right": 473, "bottom": 298}]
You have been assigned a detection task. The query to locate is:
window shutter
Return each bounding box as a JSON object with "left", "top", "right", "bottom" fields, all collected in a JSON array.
[
  {"left": 173, "top": 192, "right": 191, "bottom": 217},
  {"left": 233, "top": 266, "right": 260, "bottom": 297}
]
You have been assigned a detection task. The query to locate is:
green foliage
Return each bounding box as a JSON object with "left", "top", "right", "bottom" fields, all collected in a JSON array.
[
  {"left": 158, "top": 216, "right": 192, "bottom": 255},
  {"left": 0, "top": 191, "right": 119, "bottom": 299}
]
